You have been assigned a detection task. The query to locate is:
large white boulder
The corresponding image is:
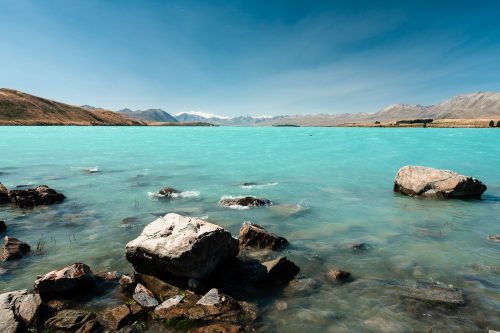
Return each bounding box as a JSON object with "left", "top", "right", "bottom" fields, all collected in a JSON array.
[
  {"left": 394, "top": 166, "right": 486, "bottom": 198},
  {"left": 125, "top": 213, "right": 238, "bottom": 279}
]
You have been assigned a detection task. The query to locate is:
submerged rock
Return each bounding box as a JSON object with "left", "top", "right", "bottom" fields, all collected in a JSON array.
[
  {"left": 395, "top": 280, "right": 466, "bottom": 306},
  {"left": 0, "top": 220, "right": 6, "bottom": 233},
  {"left": 239, "top": 222, "right": 288, "bottom": 251},
  {"left": 0, "top": 183, "right": 9, "bottom": 204},
  {"left": 8, "top": 185, "right": 65, "bottom": 207},
  {"left": 326, "top": 269, "right": 352, "bottom": 282},
  {"left": 394, "top": 166, "right": 487, "bottom": 199},
  {"left": 219, "top": 196, "right": 272, "bottom": 208},
  {"left": 159, "top": 187, "right": 180, "bottom": 197},
  {"left": 125, "top": 213, "right": 239, "bottom": 279},
  {"left": 0, "top": 289, "right": 42, "bottom": 332},
  {"left": 1, "top": 236, "right": 31, "bottom": 261},
  {"left": 34, "top": 263, "right": 96, "bottom": 299}
]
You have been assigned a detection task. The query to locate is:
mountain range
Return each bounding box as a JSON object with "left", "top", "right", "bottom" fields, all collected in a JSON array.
[{"left": 1, "top": 89, "right": 500, "bottom": 126}]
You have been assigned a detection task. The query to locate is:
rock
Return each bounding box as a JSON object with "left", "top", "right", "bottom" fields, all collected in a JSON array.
[
  {"left": 196, "top": 288, "right": 221, "bottom": 306},
  {"left": 283, "top": 278, "right": 318, "bottom": 296},
  {"left": 119, "top": 274, "right": 136, "bottom": 293},
  {"left": 239, "top": 222, "right": 288, "bottom": 251},
  {"left": 364, "top": 317, "right": 407, "bottom": 333},
  {"left": 125, "top": 213, "right": 239, "bottom": 279},
  {"left": 393, "top": 166, "right": 487, "bottom": 199},
  {"left": 0, "top": 290, "right": 42, "bottom": 332},
  {"left": 34, "top": 263, "right": 96, "bottom": 299},
  {"left": 395, "top": 280, "right": 466, "bottom": 306},
  {"left": 0, "top": 183, "right": 9, "bottom": 204},
  {"left": 94, "top": 270, "right": 121, "bottom": 282},
  {"left": 351, "top": 242, "right": 369, "bottom": 251},
  {"left": 1, "top": 236, "right": 31, "bottom": 261},
  {"left": 153, "top": 295, "right": 185, "bottom": 318},
  {"left": 275, "top": 301, "right": 288, "bottom": 311},
  {"left": 219, "top": 196, "right": 272, "bottom": 208},
  {"left": 99, "top": 304, "right": 133, "bottom": 330},
  {"left": 487, "top": 235, "right": 500, "bottom": 242},
  {"left": 133, "top": 283, "right": 159, "bottom": 308},
  {"left": 188, "top": 323, "right": 244, "bottom": 333},
  {"left": 326, "top": 269, "right": 352, "bottom": 282},
  {"left": 45, "top": 309, "right": 95, "bottom": 330},
  {"left": 262, "top": 257, "right": 300, "bottom": 283},
  {"left": 75, "top": 319, "right": 102, "bottom": 333},
  {"left": 0, "top": 220, "right": 6, "bottom": 233},
  {"left": 159, "top": 187, "right": 180, "bottom": 197},
  {"left": 8, "top": 185, "right": 65, "bottom": 207},
  {"left": 135, "top": 273, "right": 183, "bottom": 301},
  {"left": 187, "top": 278, "right": 208, "bottom": 294},
  {"left": 46, "top": 299, "right": 66, "bottom": 312}
]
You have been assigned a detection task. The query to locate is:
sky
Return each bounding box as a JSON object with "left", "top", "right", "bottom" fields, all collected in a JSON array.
[{"left": 1, "top": 0, "right": 500, "bottom": 117}]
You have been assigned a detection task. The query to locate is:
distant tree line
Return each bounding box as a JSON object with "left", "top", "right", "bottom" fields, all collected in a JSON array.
[{"left": 396, "top": 119, "right": 434, "bottom": 125}]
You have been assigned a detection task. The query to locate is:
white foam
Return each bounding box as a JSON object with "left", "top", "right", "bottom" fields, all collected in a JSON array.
[{"left": 240, "top": 181, "right": 278, "bottom": 189}]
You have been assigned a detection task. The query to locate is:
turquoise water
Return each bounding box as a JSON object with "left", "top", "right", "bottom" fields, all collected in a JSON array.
[{"left": 0, "top": 126, "right": 499, "bottom": 332}]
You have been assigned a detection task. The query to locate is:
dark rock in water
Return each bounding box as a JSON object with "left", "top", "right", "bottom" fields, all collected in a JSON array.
[
  {"left": 0, "top": 183, "right": 9, "bottom": 204},
  {"left": 34, "top": 263, "right": 96, "bottom": 299},
  {"left": 1, "top": 236, "right": 31, "bottom": 261},
  {"left": 133, "top": 283, "right": 159, "bottom": 308},
  {"left": 262, "top": 257, "right": 300, "bottom": 283},
  {"left": 94, "top": 270, "right": 121, "bottom": 282},
  {"left": 126, "top": 213, "right": 239, "bottom": 279},
  {"left": 326, "top": 269, "right": 352, "bottom": 282},
  {"left": 45, "top": 309, "right": 96, "bottom": 331},
  {"left": 283, "top": 278, "right": 318, "bottom": 296},
  {"left": 219, "top": 196, "right": 272, "bottom": 208},
  {"left": 241, "top": 182, "right": 257, "bottom": 187},
  {"left": 487, "top": 234, "right": 500, "bottom": 242},
  {"left": 351, "top": 242, "right": 369, "bottom": 251},
  {"left": 0, "top": 220, "right": 6, "bottom": 233},
  {"left": 98, "top": 304, "right": 133, "bottom": 330},
  {"left": 121, "top": 216, "right": 139, "bottom": 225},
  {"left": 395, "top": 280, "right": 466, "bottom": 306},
  {"left": 159, "top": 187, "right": 180, "bottom": 197},
  {"left": 0, "top": 290, "right": 42, "bottom": 332},
  {"left": 239, "top": 222, "right": 289, "bottom": 251},
  {"left": 8, "top": 185, "right": 65, "bottom": 207},
  {"left": 394, "top": 166, "right": 487, "bottom": 199},
  {"left": 135, "top": 273, "right": 182, "bottom": 301}
]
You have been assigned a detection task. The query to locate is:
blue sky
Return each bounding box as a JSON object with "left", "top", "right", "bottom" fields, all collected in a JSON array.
[{"left": 1, "top": 0, "right": 500, "bottom": 116}]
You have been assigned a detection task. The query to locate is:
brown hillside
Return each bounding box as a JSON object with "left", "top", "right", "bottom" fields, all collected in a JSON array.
[{"left": 0, "top": 88, "right": 144, "bottom": 125}]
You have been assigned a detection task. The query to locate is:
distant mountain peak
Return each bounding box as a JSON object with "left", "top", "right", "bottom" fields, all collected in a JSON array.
[{"left": 116, "top": 108, "right": 177, "bottom": 123}]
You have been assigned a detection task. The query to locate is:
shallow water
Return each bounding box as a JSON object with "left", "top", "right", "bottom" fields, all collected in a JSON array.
[{"left": 0, "top": 126, "right": 499, "bottom": 332}]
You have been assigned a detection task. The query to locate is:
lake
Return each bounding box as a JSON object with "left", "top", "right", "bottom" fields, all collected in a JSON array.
[{"left": 0, "top": 126, "right": 499, "bottom": 332}]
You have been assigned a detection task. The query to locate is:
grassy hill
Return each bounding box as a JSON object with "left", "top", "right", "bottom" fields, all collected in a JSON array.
[{"left": 0, "top": 89, "right": 144, "bottom": 125}]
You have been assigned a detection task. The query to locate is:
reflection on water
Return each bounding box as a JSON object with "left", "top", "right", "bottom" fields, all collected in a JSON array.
[{"left": 0, "top": 126, "right": 499, "bottom": 332}]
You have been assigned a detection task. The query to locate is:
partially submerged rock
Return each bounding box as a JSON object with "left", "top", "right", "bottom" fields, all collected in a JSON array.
[
  {"left": 159, "top": 187, "right": 180, "bottom": 197},
  {"left": 125, "top": 213, "right": 239, "bottom": 279},
  {"left": 0, "top": 220, "right": 6, "bottom": 233},
  {"left": 0, "top": 183, "right": 9, "bottom": 204},
  {"left": 1, "top": 236, "right": 30, "bottom": 261},
  {"left": 0, "top": 290, "right": 42, "bottom": 332},
  {"left": 394, "top": 166, "right": 487, "bottom": 199},
  {"left": 487, "top": 234, "right": 500, "bottom": 242},
  {"left": 239, "top": 222, "right": 288, "bottom": 251},
  {"left": 395, "top": 280, "right": 466, "bottom": 306},
  {"left": 262, "top": 257, "right": 300, "bottom": 283},
  {"left": 8, "top": 185, "right": 65, "bottom": 207},
  {"left": 219, "top": 196, "right": 272, "bottom": 208},
  {"left": 34, "top": 263, "right": 96, "bottom": 299}
]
